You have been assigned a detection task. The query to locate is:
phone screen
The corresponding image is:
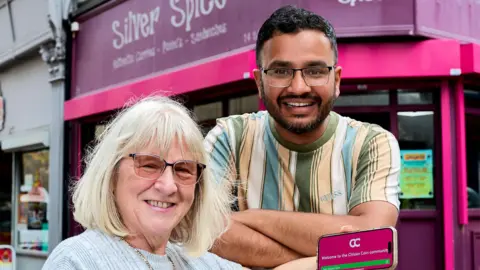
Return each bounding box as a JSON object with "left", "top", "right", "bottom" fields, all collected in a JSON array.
[{"left": 317, "top": 227, "right": 395, "bottom": 270}]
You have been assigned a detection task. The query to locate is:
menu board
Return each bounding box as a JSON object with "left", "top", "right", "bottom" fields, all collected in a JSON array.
[{"left": 399, "top": 150, "right": 434, "bottom": 199}]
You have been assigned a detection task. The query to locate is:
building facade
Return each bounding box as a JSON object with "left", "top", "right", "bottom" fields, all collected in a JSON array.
[
  {"left": 0, "top": 0, "right": 68, "bottom": 269},
  {"left": 64, "top": 0, "right": 480, "bottom": 269}
]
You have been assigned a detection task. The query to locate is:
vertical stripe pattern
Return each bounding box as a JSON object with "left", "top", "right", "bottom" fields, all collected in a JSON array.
[{"left": 204, "top": 111, "right": 401, "bottom": 215}]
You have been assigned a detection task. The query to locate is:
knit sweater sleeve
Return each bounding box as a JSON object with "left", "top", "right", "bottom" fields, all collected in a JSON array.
[{"left": 42, "top": 239, "right": 90, "bottom": 270}]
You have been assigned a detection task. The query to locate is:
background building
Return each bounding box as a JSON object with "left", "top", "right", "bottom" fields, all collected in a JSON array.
[
  {"left": 63, "top": 1, "right": 480, "bottom": 269},
  {"left": 0, "top": 0, "right": 68, "bottom": 269}
]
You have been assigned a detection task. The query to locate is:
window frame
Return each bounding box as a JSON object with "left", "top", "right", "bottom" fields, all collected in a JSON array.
[
  {"left": 334, "top": 87, "right": 441, "bottom": 214},
  {"left": 190, "top": 91, "right": 259, "bottom": 133}
]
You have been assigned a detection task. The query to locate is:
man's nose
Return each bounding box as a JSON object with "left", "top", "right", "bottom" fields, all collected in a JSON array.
[{"left": 288, "top": 70, "right": 311, "bottom": 95}]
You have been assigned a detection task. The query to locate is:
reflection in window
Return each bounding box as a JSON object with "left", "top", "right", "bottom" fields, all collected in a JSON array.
[
  {"left": 466, "top": 114, "right": 480, "bottom": 208},
  {"left": 464, "top": 89, "right": 480, "bottom": 108},
  {"left": 334, "top": 90, "right": 389, "bottom": 107},
  {"left": 341, "top": 112, "right": 390, "bottom": 131},
  {"left": 193, "top": 101, "right": 223, "bottom": 122},
  {"left": 398, "top": 89, "right": 433, "bottom": 105},
  {"left": 95, "top": 124, "right": 106, "bottom": 140},
  {"left": 229, "top": 95, "right": 258, "bottom": 115},
  {"left": 17, "top": 150, "right": 49, "bottom": 253},
  {"left": 0, "top": 152, "right": 12, "bottom": 246},
  {"left": 397, "top": 111, "right": 435, "bottom": 210}
]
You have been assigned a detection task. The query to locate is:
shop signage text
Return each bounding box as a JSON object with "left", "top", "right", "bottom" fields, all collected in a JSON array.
[
  {"left": 73, "top": 0, "right": 479, "bottom": 98},
  {"left": 111, "top": 0, "right": 227, "bottom": 51},
  {"left": 338, "top": 0, "right": 381, "bottom": 7}
]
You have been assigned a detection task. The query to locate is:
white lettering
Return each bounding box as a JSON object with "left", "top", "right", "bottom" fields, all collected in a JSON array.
[
  {"left": 113, "top": 54, "right": 135, "bottom": 69},
  {"left": 338, "top": 0, "right": 374, "bottom": 7},
  {"left": 111, "top": 6, "right": 160, "bottom": 50},
  {"left": 348, "top": 252, "right": 361, "bottom": 257},
  {"left": 170, "top": 0, "right": 186, "bottom": 29},
  {"left": 349, "top": 238, "right": 361, "bottom": 248},
  {"left": 370, "top": 249, "right": 388, "bottom": 254},
  {"left": 136, "top": 47, "right": 156, "bottom": 62},
  {"left": 170, "top": 0, "right": 227, "bottom": 32},
  {"left": 112, "top": 21, "right": 124, "bottom": 49},
  {"left": 162, "top": 37, "right": 184, "bottom": 54},
  {"left": 200, "top": 0, "right": 214, "bottom": 15},
  {"left": 190, "top": 22, "right": 227, "bottom": 44}
]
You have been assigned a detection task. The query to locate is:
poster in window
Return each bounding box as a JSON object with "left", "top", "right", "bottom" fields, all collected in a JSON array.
[
  {"left": 399, "top": 149, "right": 434, "bottom": 199},
  {"left": 27, "top": 202, "right": 47, "bottom": 230},
  {"left": 17, "top": 170, "right": 49, "bottom": 252}
]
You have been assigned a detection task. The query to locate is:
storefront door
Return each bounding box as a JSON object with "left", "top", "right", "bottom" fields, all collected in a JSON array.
[
  {"left": 334, "top": 87, "right": 442, "bottom": 270},
  {"left": 0, "top": 151, "right": 12, "bottom": 246}
]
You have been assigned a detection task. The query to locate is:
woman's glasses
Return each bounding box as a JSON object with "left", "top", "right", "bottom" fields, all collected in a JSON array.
[{"left": 128, "top": 153, "right": 206, "bottom": 185}]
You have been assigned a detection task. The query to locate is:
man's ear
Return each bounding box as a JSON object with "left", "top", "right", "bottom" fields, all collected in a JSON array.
[
  {"left": 253, "top": 69, "right": 263, "bottom": 99},
  {"left": 334, "top": 66, "right": 342, "bottom": 98}
]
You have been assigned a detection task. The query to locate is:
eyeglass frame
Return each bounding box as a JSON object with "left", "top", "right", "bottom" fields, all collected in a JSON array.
[
  {"left": 128, "top": 153, "right": 206, "bottom": 184},
  {"left": 260, "top": 66, "right": 336, "bottom": 88}
]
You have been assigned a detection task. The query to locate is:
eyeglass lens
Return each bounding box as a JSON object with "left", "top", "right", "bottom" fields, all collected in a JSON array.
[
  {"left": 265, "top": 67, "right": 331, "bottom": 87},
  {"left": 132, "top": 154, "right": 201, "bottom": 184}
]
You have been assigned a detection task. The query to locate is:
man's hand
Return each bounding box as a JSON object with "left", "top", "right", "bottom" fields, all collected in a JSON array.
[
  {"left": 273, "top": 257, "right": 317, "bottom": 270},
  {"left": 270, "top": 225, "right": 361, "bottom": 270}
]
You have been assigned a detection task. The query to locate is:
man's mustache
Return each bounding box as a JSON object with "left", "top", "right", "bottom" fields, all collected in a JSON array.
[{"left": 277, "top": 95, "right": 322, "bottom": 103}]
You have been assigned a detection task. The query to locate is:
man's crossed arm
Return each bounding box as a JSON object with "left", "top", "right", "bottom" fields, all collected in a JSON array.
[{"left": 211, "top": 201, "right": 398, "bottom": 268}]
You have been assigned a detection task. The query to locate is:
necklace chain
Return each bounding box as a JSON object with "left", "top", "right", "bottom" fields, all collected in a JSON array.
[{"left": 121, "top": 238, "right": 174, "bottom": 270}]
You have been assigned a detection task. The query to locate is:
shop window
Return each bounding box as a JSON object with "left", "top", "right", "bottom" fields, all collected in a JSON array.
[
  {"left": 465, "top": 89, "right": 480, "bottom": 108},
  {"left": 228, "top": 94, "right": 258, "bottom": 115},
  {"left": 193, "top": 101, "right": 223, "bottom": 122},
  {"left": 16, "top": 149, "right": 49, "bottom": 253},
  {"left": 466, "top": 114, "right": 480, "bottom": 208},
  {"left": 341, "top": 112, "right": 390, "bottom": 131},
  {"left": 398, "top": 89, "right": 433, "bottom": 105},
  {"left": 94, "top": 124, "right": 106, "bottom": 139},
  {"left": 397, "top": 111, "right": 435, "bottom": 210},
  {"left": 0, "top": 152, "right": 12, "bottom": 246},
  {"left": 334, "top": 90, "right": 389, "bottom": 107}
]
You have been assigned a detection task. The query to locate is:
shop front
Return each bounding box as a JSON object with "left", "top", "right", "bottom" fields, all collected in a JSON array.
[
  {"left": 0, "top": 57, "right": 53, "bottom": 269},
  {"left": 64, "top": 0, "right": 480, "bottom": 269}
]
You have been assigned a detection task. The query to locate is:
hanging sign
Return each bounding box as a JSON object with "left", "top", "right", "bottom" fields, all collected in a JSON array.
[{"left": 399, "top": 149, "right": 434, "bottom": 199}]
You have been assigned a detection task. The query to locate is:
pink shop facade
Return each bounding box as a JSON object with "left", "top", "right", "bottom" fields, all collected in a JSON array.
[{"left": 64, "top": 1, "right": 480, "bottom": 269}]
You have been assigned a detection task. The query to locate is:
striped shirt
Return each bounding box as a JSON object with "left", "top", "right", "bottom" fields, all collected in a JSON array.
[
  {"left": 42, "top": 229, "right": 242, "bottom": 270},
  {"left": 204, "top": 111, "right": 401, "bottom": 214}
]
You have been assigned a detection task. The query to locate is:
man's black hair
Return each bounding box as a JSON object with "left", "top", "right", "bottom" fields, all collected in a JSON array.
[{"left": 255, "top": 5, "right": 338, "bottom": 67}]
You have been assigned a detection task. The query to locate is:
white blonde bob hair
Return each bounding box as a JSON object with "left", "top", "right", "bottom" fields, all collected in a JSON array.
[{"left": 71, "top": 95, "right": 233, "bottom": 256}]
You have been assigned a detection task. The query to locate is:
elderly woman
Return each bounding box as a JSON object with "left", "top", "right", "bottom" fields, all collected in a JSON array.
[{"left": 42, "top": 96, "right": 245, "bottom": 270}]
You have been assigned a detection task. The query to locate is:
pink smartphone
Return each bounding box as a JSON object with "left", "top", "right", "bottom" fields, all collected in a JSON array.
[{"left": 317, "top": 227, "right": 398, "bottom": 270}]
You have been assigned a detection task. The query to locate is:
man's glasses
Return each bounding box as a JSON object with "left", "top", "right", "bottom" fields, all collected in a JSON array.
[
  {"left": 261, "top": 66, "right": 334, "bottom": 88},
  {"left": 128, "top": 153, "right": 206, "bottom": 185}
]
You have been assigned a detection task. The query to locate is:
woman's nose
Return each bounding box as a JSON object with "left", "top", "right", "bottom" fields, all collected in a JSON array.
[{"left": 153, "top": 167, "right": 178, "bottom": 194}]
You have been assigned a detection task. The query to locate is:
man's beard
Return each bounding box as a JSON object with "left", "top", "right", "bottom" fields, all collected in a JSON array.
[{"left": 260, "top": 83, "right": 336, "bottom": 135}]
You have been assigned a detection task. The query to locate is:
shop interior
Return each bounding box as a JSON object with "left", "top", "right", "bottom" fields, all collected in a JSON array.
[{"left": 465, "top": 89, "right": 480, "bottom": 209}]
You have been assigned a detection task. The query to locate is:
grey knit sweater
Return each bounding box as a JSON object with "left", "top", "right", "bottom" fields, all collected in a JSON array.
[{"left": 42, "top": 229, "right": 242, "bottom": 270}]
